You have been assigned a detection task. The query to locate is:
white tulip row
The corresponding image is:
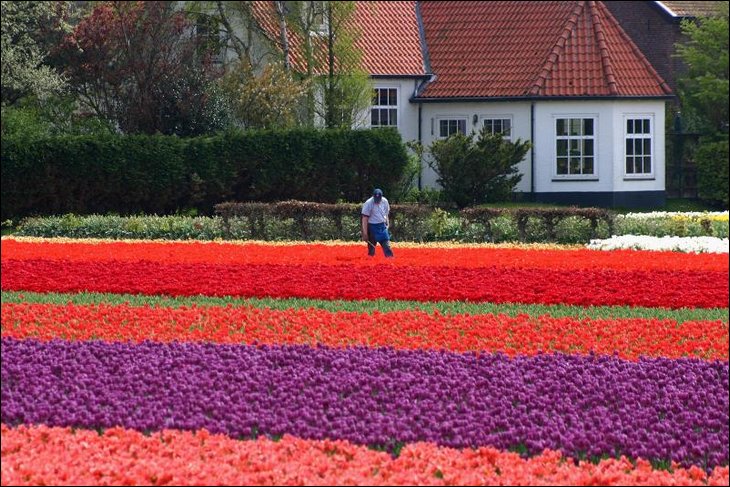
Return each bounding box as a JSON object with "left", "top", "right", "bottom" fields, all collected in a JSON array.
[
  {"left": 587, "top": 235, "right": 729, "bottom": 253},
  {"left": 620, "top": 211, "right": 729, "bottom": 220}
]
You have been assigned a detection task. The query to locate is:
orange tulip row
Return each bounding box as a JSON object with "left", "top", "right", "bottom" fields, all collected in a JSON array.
[{"left": 2, "top": 302, "right": 727, "bottom": 360}]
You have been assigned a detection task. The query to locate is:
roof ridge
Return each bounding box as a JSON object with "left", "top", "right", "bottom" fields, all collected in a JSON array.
[
  {"left": 588, "top": 0, "right": 618, "bottom": 95},
  {"left": 595, "top": 1, "right": 673, "bottom": 95},
  {"left": 528, "top": 1, "right": 585, "bottom": 96}
]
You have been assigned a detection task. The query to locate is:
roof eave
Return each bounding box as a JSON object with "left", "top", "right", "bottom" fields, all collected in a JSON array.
[
  {"left": 410, "top": 94, "right": 676, "bottom": 102},
  {"left": 370, "top": 73, "right": 431, "bottom": 79}
]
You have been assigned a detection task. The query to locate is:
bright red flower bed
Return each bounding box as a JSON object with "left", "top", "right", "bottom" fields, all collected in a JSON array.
[
  {"left": 2, "top": 259, "right": 726, "bottom": 309},
  {"left": 3, "top": 238, "right": 728, "bottom": 272},
  {"left": 2, "top": 424, "right": 728, "bottom": 486},
  {"left": 2, "top": 302, "right": 727, "bottom": 360}
]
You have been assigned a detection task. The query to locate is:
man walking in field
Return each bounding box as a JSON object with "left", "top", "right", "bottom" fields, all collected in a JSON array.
[{"left": 361, "top": 188, "right": 394, "bottom": 258}]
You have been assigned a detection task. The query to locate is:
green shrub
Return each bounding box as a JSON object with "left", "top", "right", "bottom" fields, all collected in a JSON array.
[
  {"left": 695, "top": 138, "right": 729, "bottom": 207},
  {"left": 1, "top": 128, "right": 409, "bottom": 220},
  {"left": 427, "top": 128, "right": 530, "bottom": 208}
]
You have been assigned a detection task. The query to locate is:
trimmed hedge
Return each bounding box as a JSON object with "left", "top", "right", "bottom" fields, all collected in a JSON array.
[
  {"left": 12, "top": 214, "right": 224, "bottom": 241},
  {"left": 0, "top": 128, "right": 409, "bottom": 220},
  {"left": 695, "top": 139, "right": 729, "bottom": 207},
  {"left": 16, "top": 204, "right": 728, "bottom": 243},
  {"left": 461, "top": 207, "right": 615, "bottom": 242},
  {"left": 215, "top": 201, "right": 432, "bottom": 241}
]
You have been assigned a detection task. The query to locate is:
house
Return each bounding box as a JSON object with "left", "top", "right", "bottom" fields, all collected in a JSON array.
[{"left": 251, "top": 1, "right": 674, "bottom": 207}]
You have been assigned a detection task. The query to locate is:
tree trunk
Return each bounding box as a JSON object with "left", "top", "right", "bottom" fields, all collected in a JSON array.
[
  {"left": 274, "top": 1, "right": 290, "bottom": 71},
  {"left": 326, "top": 1, "right": 335, "bottom": 128}
]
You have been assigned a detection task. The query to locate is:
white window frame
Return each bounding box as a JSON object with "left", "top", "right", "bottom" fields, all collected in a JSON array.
[
  {"left": 480, "top": 115, "right": 513, "bottom": 140},
  {"left": 370, "top": 87, "right": 399, "bottom": 128},
  {"left": 434, "top": 116, "right": 469, "bottom": 138},
  {"left": 623, "top": 114, "right": 655, "bottom": 179},
  {"left": 306, "top": 1, "right": 329, "bottom": 35},
  {"left": 195, "top": 14, "right": 224, "bottom": 65},
  {"left": 553, "top": 115, "right": 599, "bottom": 180}
]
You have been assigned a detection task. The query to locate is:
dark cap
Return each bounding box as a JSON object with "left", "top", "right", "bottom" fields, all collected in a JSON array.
[{"left": 373, "top": 188, "right": 383, "bottom": 196}]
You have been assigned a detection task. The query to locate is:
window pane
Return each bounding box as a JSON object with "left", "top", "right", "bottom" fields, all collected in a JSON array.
[
  {"left": 626, "top": 138, "right": 633, "bottom": 155},
  {"left": 643, "top": 119, "right": 650, "bottom": 134},
  {"left": 503, "top": 119, "right": 511, "bottom": 136},
  {"left": 494, "top": 119, "right": 502, "bottom": 133},
  {"left": 379, "top": 109, "right": 389, "bottom": 125},
  {"left": 583, "top": 119, "right": 593, "bottom": 136},
  {"left": 570, "top": 119, "right": 581, "bottom": 136},
  {"left": 570, "top": 139, "right": 580, "bottom": 155},
  {"left": 583, "top": 139, "right": 594, "bottom": 156},
  {"left": 583, "top": 157, "right": 594, "bottom": 174},
  {"left": 371, "top": 109, "right": 379, "bottom": 126},
  {"left": 484, "top": 119, "right": 493, "bottom": 132},
  {"left": 557, "top": 119, "right": 566, "bottom": 136},
  {"left": 643, "top": 138, "right": 651, "bottom": 155},
  {"left": 379, "top": 89, "right": 388, "bottom": 106},
  {"left": 627, "top": 119, "right": 634, "bottom": 134},
  {"left": 626, "top": 157, "right": 633, "bottom": 173},
  {"left": 372, "top": 89, "right": 379, "bottom": 105},
  {"left": 440, "top": 120, "right": 448, "bottom": 137},
  {"left": 557, "top": 139, "right": 568, "bottom": 157},
  {"left": 557, "top": 157, "right": 568, "bottom": 174},
  {"left": 570, "top": 157, "right": 581, "bottom": 174},
  {"left": 457, "top": 120, "right": 466, "bottom": 134},
  {"left": 634, "top": 139, "right": 642, "bottom": 156},
  {"left": 389, "top": 89, "right": 397, "bottom": 106},
  {"left": 644, "top": 156, "right": 652, "bottom": 173},
  {"left": 390, "top": 109, "right": 397, "bottom": 126}
]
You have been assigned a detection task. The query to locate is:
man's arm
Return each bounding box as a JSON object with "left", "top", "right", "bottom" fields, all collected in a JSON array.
[{"left": 361, "top": 215, "right": 369, "bottom": 241}]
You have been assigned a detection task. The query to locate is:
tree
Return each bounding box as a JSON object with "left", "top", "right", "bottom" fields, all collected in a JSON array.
[
  {"left": 676, "top": 2, "right": 729, "bottom": 135},
  {"left": 56, "top": 1, "right": 229, "bottom": 135},
  {"left": 219, "top": 62, "right": 308, "bottom": 129},
  {"left": 188, "top": 1, "right": 307, "bottom": 129},
  {"left": 676, "top": 3, "right": 729, "bottom": 207},
  {"left": 1, "top": 1, "right": 69, "bottom": 105},
  {"left": 428, "top": 128, "right": 531, "bottom": 208},
  {"left": 285, "top": 1, "right": 371, "bottom": 128}
]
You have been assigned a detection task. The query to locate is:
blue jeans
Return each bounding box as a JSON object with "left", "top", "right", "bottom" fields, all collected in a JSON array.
[{"left": 367, "top": 222, "right": 393, "bottom": 257}]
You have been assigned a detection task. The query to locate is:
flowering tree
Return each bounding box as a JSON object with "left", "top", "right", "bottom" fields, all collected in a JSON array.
[
  {"left": 1, "top": 1, "right": 70, "bottom": 105},
  {"left": 57, "top": 1, "right": 229, "bottom": 135}
]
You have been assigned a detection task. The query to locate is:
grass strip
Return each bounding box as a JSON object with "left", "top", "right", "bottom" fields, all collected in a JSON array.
[{"left": 3, "top": 290, "right": 727, "bottom": 323}]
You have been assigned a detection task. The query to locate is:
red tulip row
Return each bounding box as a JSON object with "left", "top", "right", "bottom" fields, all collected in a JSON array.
[
  {"left": 2, "top": 424, "right": 728, "bottom": 486},
  {"left": 3, "top": 238, "right": 727, "bottom": 271},
  {"left": 3, "top": 258, "right": 726, "bottom": 308},
  {"left": 2, "top": 302, "right": 727, "bottom": 360}
]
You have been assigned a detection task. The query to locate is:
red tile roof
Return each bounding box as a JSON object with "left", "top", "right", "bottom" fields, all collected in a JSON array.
[
  {"left": 658, "top": 1, "right": 725, "bottom": 18},
  {"left": 355, "top": 2, "right": 426, "bottom": 75},
  {"left": 251, "top": 1, "right": 426, "bottom": 76},
  {"left": 417, "top": 1, "right": 672, "bottom": 98}
]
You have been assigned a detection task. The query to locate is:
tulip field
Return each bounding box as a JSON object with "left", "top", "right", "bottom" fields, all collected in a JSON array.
[{"left": 1, "top": 236, "right": 728, "bottom": 485}]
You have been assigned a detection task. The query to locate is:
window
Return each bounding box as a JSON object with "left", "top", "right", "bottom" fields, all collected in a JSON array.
[
  {"left": 438, "top": 118, "right": 467, "bottom": 138},
  {"left": 625, "top": 117, "right": 653, "bottom": 176},
  {"left": 196, "top": 14, "right": 223, "bottom": 64},
  {"left": 555, "top": 117, "right": 595, "bottom": 176},
  {"left": 482, "top": 118, "right": 512, "bottom": 139},
  {"left": 306, "top": 1, "right": 328, "bottom": 34},
  {"left": 370, "top": 88, "right": 398, "bottom": 127}
]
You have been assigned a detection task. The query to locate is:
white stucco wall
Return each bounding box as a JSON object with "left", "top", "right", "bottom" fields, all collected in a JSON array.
[
  {"left": 533, "top": 99, "right": 665, "bottom": 194},
  {"left": 356, "top": 78, "right": 422, "bottom": 144},
  {"left": 418, "top": 102, "right": 533, "bottom": 191},
  {"left": 414, "top": 99, "right": 665, "bottom": 195}
]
